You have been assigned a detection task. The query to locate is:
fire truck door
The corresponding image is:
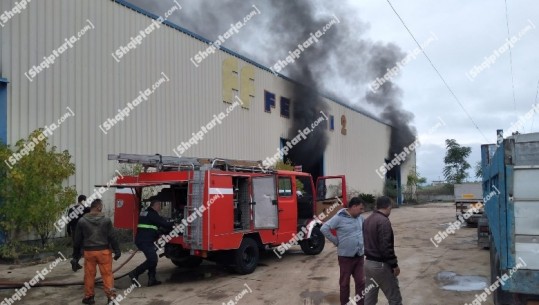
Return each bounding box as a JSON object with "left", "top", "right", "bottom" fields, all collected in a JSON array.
[
  {"left": 252, "top": 176, "right": 278, "bottom": 229},
  {"left": 315, "top": 176, "right": 347, "bottom": 220},
  {"left": 113, "top": 188, "right": 138, "bottom": 230}
]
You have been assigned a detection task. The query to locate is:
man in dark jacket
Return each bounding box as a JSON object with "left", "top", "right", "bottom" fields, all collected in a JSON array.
[
  {"left": 73, "top": 199, "right": 121, "bottom": 305},
  {"left": 363, "top": 196, "right": 402, "bottom": 305},
  {"left": 321, "top": 197, "right": 366, "bottom": 305},
  {"left": 128, "top": 199, "right": 174, "bottom": 286},
  {"left": 69, "top": 195, "right": 90, "bottom": 271},
  {"left": 68, "top": 195, "right": 91, "bottom": 237}
]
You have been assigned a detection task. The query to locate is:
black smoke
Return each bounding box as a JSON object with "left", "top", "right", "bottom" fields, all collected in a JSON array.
[
  {"left": 286, "top": 67, "right": 328, "bottom": 170},
  {"left": 365, "top": 43, "right": 416, "bottom": 157},
  {"left": 126, "top": 0, "right": 416, "bottom": 164},
  {"left": 262, "top": 1, "right": 332, "bottom": 170}
]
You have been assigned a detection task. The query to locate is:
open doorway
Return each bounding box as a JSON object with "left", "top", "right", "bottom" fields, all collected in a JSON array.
[
  {"left": 280, "top": 137, "right": 324, "bottom": 181},
  {"left": 383, "top": 158, "right": 402, "bottom": 205}
]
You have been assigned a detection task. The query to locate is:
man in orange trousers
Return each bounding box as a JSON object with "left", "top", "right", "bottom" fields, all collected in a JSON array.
[{"left": 73, "top": 199, "right": 121, "bottom": 304}]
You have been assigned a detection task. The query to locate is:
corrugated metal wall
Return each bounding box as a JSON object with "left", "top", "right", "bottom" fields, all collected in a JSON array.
[{"left": 0, "top": 0, "right": 400, "bottom": 215}]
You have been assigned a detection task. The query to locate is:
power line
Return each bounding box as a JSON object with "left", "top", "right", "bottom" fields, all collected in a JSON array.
[
  {"left": 385, "top": 0, "right": 489, "bottom": 142},
  {"left": 504, "top": 0, "right": 518, "bottom": 114}
]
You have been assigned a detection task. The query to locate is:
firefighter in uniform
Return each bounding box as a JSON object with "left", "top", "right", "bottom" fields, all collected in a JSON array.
[{"left": 128, "top": 199, "right": 174, "bottom": 286}]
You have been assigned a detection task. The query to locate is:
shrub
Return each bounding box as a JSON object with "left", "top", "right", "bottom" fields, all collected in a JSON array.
[{"left": 0, "top": 129, "right": 76, "bottom": 248}]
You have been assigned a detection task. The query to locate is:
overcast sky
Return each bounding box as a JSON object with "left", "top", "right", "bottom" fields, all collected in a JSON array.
[
  {"left": 355, "top": 0, "right": 539, "bottom": 183},
  {"left": 127, "top": 0, "right": 539, "bottom": 183}
]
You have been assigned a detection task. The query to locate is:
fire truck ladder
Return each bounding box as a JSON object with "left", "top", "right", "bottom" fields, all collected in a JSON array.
[
  {"left": 184, "top": 165, "right": 209, "bottom": 248},
  {"left": 108, "top": 153, "right": 204, "bottom": 172},
  {"left": 108, "top": 153, "right": 273, "bottom": 174},
  {"left": 210, "top": 158, "right": 275, "bottom": 174}
]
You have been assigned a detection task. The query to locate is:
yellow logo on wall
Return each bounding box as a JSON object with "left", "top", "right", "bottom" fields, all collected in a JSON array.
[
  {"left": 222, "top": 57, "right": 254, "bottom": 109},
  {"left": 341, "top": 115, "right": 347, "bottom": 135}
]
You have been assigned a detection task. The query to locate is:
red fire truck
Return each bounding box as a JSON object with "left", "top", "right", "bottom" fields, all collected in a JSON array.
[{"left": 106, "top": 153, "right": 346, "bottom": 274}]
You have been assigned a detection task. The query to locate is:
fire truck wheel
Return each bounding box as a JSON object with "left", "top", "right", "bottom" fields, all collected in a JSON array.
[
  {"left": 171, "top": 256, "right": 203, "bottom": 269},
  {"left": 234, "top": 238, "right": 260, "bottom": 274},
  {"left": 300, "top": 226, "right": 325, "bottom": 255}
]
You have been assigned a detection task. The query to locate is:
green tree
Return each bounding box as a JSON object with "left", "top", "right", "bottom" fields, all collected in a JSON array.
[
  {"left": 116, "top": 163, "right": 161, "bottom": 201},
  {"left": 443, "top": 139, "right": 471, "bottom": 184},
  {"left": 117, "top": 163, "right": 144, "bottom": 176},
  {"left": 405, "top": 166, "right": 426, "bottom": 202},
  {"left": 407, "top": 167, "right": 427, "bottom": 188},
  {"left": 275, "top": 159, "right": 304, "bottom": 191},
  {"left": 0, "top": 129, "right": 76, "bottom": 247},
  {"left": 474, "top": 161, "right": 482, "bottom": 180},
  {"left": 275, "top": 159, "right": 294, "bottom": 171}
]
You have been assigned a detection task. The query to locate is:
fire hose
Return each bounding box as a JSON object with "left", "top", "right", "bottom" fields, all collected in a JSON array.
[{"left": 0, "top": 250, "right": 139, "bottom": 289}]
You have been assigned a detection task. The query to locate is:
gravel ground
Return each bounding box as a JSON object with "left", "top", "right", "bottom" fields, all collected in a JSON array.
[{"left": 0, "top": 202, "right": 493, "bottom": 305}]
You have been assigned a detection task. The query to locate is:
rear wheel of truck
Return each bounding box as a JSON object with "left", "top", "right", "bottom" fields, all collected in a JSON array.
[
  {"left": 300, "top": 226, "right": 325, "bottom": 255},
  {"left": 171, "top": 256, "right": 203, "bottom": 268},
  {"left": 234, "top": 238, "right": 259, "bottom": 274}
]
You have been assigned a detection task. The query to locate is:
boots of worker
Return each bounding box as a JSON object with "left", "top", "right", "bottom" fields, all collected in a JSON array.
[
  {"left": 81, "top": 295, "right": 95, "bottom": 304},
  {"left": 147, "top": 274, "right": 162, "bottom": 286},
  {"left": 127, "top": 267, "right": 142, "bottom": 285},
  {"left": 127, "top": 270, "right": 138, "bottom": 283},
  {"left": 71, "top": 258, "right": 82, "bottom": 272},
  {"left": 106, "top": 295, "right": 117, "bottom": 305}
]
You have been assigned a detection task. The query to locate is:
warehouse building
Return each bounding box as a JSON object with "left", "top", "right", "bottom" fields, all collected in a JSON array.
[{"left": 0, "top": 0, "right": 415, "bottom": 219}]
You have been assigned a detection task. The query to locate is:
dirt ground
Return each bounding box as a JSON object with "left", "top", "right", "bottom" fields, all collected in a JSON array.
[{"left": 0, "top": 202, "right": 493, "bottom": 305}]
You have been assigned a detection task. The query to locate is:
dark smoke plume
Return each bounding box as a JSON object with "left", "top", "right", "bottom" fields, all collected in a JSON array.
[
  {"left": 287, "top": 67, "right": 329, "bottom": 170},
  {"left": 127, "top": 0, "right": 416, "bottom": 164},
  {"left": 262, "top": 1, "right": 332, "bottom": 170},
  {"left": 365, "top": 43, "right": 416, "bottom": 157}
]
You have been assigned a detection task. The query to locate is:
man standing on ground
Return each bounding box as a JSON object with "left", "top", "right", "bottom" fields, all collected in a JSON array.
[
  {"left": 73, "top": 199, "right": 121, "bottom": 304},
  {"left": 69, "top": 195, "right": 90, "bottom": 271},
  {"left": 363, "top": 196, "right": 403, "bottom": 305},
  {"left": 321, "top": 197, "right": 366, "bottom": 305},
  {"left": 128, "top": 199, "right": 174, "bottom": 286}
]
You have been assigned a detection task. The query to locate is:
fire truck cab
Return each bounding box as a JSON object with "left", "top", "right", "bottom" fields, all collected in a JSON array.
[{"left": 107, "top": 154, "right": 346, "bottom": 274}]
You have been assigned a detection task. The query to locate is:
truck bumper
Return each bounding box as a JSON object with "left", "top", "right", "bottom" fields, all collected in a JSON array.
[
  {"left": 456, "top": 213, "right": 482, "bottom": 225},
  {"left": 466, "top": 215, "right": 481, "bottom": 224}
]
